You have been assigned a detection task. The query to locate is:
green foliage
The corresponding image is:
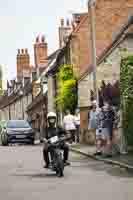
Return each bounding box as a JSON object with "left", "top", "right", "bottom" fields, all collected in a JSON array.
[
  {"left": 57, "top": 64, "right": 74, "bottom": 81},
  {"left": 56, "top": 64, "right": 77, "bottom": 113},
  {"left": 120, "top": 54, "right": 133, "bottom": 145}
]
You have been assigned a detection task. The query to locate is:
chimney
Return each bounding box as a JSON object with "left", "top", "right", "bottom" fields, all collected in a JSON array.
[
  {"left": 17, "top": 49, "right": 22, "bottom": 79},
  {"left": 34, "top": 35, "right": 48, "bottom": 70},
  {"left": 16, "top": 48, "right": 30, "bottom": 80},
  {"left": 24, "top": 48, "right": 30, "bottom": 69},
  {"left": 58, "top": 18, "right": 72, "bottom": 48}
]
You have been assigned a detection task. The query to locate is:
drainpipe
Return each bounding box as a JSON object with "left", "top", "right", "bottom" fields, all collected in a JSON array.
[
  {"left": 88, "top": 0, "right": 99, "bottom": 106},
  {"left": 9, "top": 105, "right": 11, "bottom": 120}
]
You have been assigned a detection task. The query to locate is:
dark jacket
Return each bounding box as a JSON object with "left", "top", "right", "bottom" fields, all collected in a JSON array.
[{"left": 46, "top": 126, "right": 66, "bottom": 140}]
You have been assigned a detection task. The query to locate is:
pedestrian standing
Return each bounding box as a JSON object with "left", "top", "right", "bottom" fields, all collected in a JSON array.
[
  {"left": 94, "top": 107, "right": 105, "bottom": 155},
  {"left": 63, "top": 110, "right": 76, "bottom": 143},
  {"left": 88, "top": 101, "right": 97, "bottom": 131},
  {"left": 74, "top": 109, "right": 80, "bottom": 143},
  {"left": 88, "top": 101, "right": 98, "bottom": 146},
  {"left": 101, "top": 101, "right": 115, "bottom": 157}
]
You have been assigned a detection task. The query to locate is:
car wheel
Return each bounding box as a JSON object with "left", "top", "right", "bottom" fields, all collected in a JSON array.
[
  {"left": 30, "top": 138, "right": 34, "bottom": 145},
  {"left": 1, "top": 133, "right": 8, "bottom": 146}
]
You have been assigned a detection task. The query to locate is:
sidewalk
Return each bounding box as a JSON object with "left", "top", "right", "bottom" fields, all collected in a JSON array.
[{"left": 70, "top": 144, "right": 133, "bottom": 171}]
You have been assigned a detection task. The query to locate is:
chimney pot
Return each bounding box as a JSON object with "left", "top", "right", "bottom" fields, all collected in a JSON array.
[
  {"left": 66, "top": 19, "right": 70, "bottom": 26},
  {"left": 36, "top": 36, "right": 39, "bottom": 43},
  {"left": 41, "top": 35, "right": 45, "bottom": 43},
  {"left": 21, "top": 49, "right": 24, "bottom": 54},
  {"left": 18, "top": 49, "right": 20, "bottom": 54},
  {"left": 61, "top": 18, "right": 64, "bottom": 27},
  {"left": 25, "top": 48, "right": 28, "bottom": 54}
]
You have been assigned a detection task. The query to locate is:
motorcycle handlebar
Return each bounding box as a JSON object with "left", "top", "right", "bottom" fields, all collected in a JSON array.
[{"left": 45, "top": 135, "right": 71, "bottom": 145}]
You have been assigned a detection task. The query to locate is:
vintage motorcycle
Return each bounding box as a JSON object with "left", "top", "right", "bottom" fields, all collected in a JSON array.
[{"left": 44, "top": 135, "right": 69, "bottom": 177}]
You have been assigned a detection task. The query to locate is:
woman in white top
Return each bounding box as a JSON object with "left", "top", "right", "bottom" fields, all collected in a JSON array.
[
  {"left": 75, "top": 109, "right": 80, "bottom": 143},
  {"left": 63, "top": 110, "right": 76, "bottom": 143}
]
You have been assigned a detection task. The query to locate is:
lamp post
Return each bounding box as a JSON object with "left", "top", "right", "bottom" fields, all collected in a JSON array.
[
  {"left": 19, "top": 90, "right": 24, "bottom": 120},
  {"left": 88, "top": 0, "right": 99, "bottom": 106}
]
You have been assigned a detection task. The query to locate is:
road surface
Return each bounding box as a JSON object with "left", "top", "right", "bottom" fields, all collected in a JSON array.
[{"left": 0, "top": 145, "right": 132, "bottom": 200}]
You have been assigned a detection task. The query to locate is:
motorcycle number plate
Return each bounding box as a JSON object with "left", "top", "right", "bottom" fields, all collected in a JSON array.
[{"left": 50, "top": 136, "right": 58, "bottom": 144}]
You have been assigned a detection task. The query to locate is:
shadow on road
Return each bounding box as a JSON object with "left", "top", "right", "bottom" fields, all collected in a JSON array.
[
  {"left": 87, "top": 159, "right": 133, "bottom": 178},
  {"left": 70, "top": 155, "right": 133, "bottom": 178},
  {"left": 12, "top": 172, "right": 58, "bottom": 179}
]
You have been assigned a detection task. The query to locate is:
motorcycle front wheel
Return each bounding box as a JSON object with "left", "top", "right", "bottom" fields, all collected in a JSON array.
[{"left": 56, "top": 151, "right": 64, "bottom": 177}]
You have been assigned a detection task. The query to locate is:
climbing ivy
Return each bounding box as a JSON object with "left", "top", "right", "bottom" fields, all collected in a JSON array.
[
  {"left": 56, "top": 64, "right": 77, "bottom": 113},
  {"left": 120, "top": 53, "right": 133, "bottom": 145}
]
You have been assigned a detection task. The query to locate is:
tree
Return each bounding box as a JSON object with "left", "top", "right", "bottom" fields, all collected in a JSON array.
[{"left": 56, "top": 64, "right": 78, "bottom": 113}]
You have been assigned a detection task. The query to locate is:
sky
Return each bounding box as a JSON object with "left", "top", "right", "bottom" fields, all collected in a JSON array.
[{"left": 0, "top": 0, "right": 87, "bottom": 81}]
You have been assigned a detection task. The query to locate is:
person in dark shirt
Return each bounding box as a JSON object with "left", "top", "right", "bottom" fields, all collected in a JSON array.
[
  {"left": 43, "top": 112, "right": 70, "bottom": 168},
  {"left": 101, "top": 101, "right": 115, "bottom": 157}
]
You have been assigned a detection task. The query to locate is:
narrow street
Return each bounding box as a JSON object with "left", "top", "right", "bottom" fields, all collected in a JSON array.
[{"left": 0, "top": 145, "right": 132, "bottom": 200}]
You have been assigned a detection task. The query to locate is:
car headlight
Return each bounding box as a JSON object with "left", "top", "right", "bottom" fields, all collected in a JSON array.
[{"left": 25, "top": 131, "right": 34, "bottom": 134}]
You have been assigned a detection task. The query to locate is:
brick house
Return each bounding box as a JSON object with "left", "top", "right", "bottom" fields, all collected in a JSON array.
[
  {"left": 53, "top": 0, "right": 133, "bottom": 143},
  {"left": 78, "top": 15, "right": 133, "bottom": 143},
  {"left": 68, "top": 0, "right": 133, "bottom": 143}
]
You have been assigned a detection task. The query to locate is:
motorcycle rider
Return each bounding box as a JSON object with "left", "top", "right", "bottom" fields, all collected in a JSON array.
[{"left": 43, "top": 112, "right": 70, "bottom": 168}]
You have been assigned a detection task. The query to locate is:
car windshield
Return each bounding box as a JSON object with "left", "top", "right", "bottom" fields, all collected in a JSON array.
[{"left": 7, "top": 120, "right": 30, "bottom": 129}]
